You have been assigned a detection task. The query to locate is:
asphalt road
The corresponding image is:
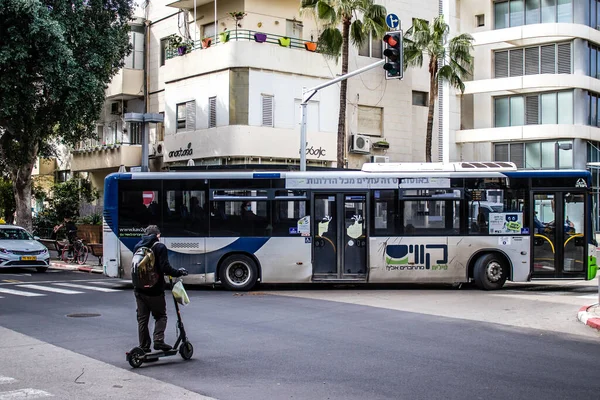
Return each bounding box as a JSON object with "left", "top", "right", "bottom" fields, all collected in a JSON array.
[{"left": 0, "top": 269, "right": 599, "bottom": 400}]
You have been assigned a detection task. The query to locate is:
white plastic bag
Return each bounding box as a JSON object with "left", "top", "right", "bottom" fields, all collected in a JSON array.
[{"left": 172, "top": 280, "right": 190, "bottom": 306}]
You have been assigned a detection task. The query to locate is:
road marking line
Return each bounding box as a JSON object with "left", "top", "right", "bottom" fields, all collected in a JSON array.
[
  {"left": 0, "top": 376, "right": 16, "bottom": 385},
  {"left": 578, "top": 294, "right": 599, "bottom": 299},
  {"left": 16, "top": 284, "right": 83, "bottom": 295},
  {"left": 0, "top": 288, "right": 45, "bottom": 297},
  {"left": 53, "top": 283, "right": 118, "bottom": 292},
  {"left": 0, "top": 388, "right": 53, "bottom": 399},
  {"left": 88, "top": 280, "right": 130, "bottom": 286}
]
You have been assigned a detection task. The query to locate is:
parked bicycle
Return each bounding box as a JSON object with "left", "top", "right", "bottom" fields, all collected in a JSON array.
[{"left": 61, "top": 238, "right": 89, "bottom": 265}]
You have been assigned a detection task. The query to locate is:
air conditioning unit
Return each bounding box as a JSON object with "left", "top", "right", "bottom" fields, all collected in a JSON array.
[
  {"left": 371, "top": 155, "right": 389, "bottom": 163},
  {"left": 351, "top": 134, "right": 372, "bottom": 154},
  {"left": 155, "top": 141, "right": 165, "bottom": 156}
]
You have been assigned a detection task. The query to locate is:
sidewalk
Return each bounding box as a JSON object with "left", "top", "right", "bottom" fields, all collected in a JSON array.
[
  {"left": 577, "top": 304, "right": 600, "bottom": 331},
  {"left": 47, "top": 249, "right": 104, "bottom": 274}
]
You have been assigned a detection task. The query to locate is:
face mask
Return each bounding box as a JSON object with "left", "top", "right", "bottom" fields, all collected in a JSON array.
[{"left": 245, "top": 205, "right": 251, "bottom": 211}]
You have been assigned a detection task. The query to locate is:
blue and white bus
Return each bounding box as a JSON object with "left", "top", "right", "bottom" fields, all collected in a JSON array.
[{"left": 102, "top": 162, "right": 597, "bottom": 290}]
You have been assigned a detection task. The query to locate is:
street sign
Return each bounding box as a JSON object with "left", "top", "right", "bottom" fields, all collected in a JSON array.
[
  {"left": 386, "top": 13, "right": 400, "bottom": 30},
  {"left": 142, "top": 191, "right": 155, "bottom": 206}
]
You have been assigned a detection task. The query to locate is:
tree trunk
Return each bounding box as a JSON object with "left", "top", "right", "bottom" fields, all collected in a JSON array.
[
  {"left": 426, "top": 58, "right": 439, "bottom": 163},
  {"left": 10, "top": 145, "right": 38, "bottom": 232},
  {"left": 337, "top": 18, "right": 351, "bottom": 168}
]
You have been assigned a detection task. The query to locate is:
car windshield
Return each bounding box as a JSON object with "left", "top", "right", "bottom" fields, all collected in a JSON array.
[{"left": 0, "top": 228, "right": 33, "bottom": 240}]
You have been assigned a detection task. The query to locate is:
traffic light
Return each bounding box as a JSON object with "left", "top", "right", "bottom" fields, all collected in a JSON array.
[{"left": 383, "top": 31, "right": 403, "bottom": 80}]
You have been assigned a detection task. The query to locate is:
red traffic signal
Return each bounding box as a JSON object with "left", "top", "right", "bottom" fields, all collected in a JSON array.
[{"left": 382, "top": 31, "right": 403, "bottom": 80}]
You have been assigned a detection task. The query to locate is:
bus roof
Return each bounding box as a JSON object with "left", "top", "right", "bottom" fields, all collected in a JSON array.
[{"left": 361, "top": 161, "right": 517, "bottom": 172}]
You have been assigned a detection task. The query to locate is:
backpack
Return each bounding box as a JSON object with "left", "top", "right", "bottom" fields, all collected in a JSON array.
[{"left": 131, "top": 242, "right": 159, "bottom": 289}]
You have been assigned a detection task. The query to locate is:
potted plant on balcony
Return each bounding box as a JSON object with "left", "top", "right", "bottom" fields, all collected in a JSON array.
[
  {"left": 228, "top": 11, "right": 246, "bottom": 40},
  {"left": 219, "top": 30, "right": 230, "bottom": 44},
  {"left": 201, "top": 36, "right": 212, "bottom": 49},
  {"left": 373, "top": 139, "right": 390, "bottom": 150},
  {"left": 168, "top": 34, "right": 192, "bottom": 56},
  {"left": 254, "top": 32, "right": 267, "bottom": 43}
]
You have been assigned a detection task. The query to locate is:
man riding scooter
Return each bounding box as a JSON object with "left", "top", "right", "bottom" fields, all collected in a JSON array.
[{"left": 133, "top": 225, "right": 188, "bottom": 353}]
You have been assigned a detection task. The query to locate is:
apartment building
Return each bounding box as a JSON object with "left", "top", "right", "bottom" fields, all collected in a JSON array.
[
  {"left": 452, "top": 0, "right": 600, "bottom": 220},
  {"left": 47, "top": 0, "right": 439, "bottom": 200}
]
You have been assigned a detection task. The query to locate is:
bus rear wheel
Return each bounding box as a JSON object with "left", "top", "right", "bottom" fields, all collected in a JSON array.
[
  {"left": 473, "top": 253, "right": 507, "bottom": 290},
  {"left": 219, "top": 254, "right": 258, "bottom": 291}
]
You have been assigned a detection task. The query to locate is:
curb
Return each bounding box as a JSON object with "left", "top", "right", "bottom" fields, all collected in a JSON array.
[
  {"left": 49, "top": 262, "right": 103, "bottom": 275},
  {"left": 577, "top": 305, "right": 600, "bottom": 331}
]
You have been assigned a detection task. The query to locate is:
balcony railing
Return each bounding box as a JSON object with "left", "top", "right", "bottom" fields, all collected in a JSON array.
[{"left": 166, "top": 29, "right": 318, "bottom": 60}]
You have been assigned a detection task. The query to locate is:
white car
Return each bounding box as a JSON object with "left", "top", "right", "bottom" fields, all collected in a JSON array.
[{"left": 0, "top": 225, "right": 51, "bottom": 272}]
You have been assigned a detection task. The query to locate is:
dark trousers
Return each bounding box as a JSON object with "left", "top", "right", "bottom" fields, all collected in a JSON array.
[{"left": 134, "top": 292, "right": 167, "bottom": 349}]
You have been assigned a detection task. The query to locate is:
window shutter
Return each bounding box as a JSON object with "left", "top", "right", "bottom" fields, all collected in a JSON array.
[
  {"left": 261, "top": 95, "right": 274, "bottom": 127},
  {"left": 495, "top": 51, "right": 509, "bottom": 78},
  {"left": 208, "top": 97, "right": 217, "bottom": 128},
  {"left": 186, "top": 101, "right": 196, "bottom": 131},
  {"left": 494, "top": 144, "right": 509, "bottom": 161},
  {"left": 557, "top": 42, "right": 571, "bottom": 74},
  {"left": 525, "top": 47, "right": 540, "bottom": 75},
  {"left": 509, "top": 49, "right": 524, "bottom": 76},
  {"left": 525, "top": 95, "right": 539, "bottom": 125},
  {"left": 510, "top": 143, "right": 524, "bottom": 168},
  {"left": 540, "top": 45, "right": 556, "bottom": 74}
]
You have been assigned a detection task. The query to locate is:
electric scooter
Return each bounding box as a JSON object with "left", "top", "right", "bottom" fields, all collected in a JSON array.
[{"left": 126, "top": 276, "right": 193, "bottom": 368}]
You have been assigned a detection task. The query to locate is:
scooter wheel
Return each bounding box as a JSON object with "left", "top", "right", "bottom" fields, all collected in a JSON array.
[
  {"left": 179, "top": 341, "right": 193, "bottom": 360},
  {"left": 127, "top": 347, "right": 146, "bottom": 368}
]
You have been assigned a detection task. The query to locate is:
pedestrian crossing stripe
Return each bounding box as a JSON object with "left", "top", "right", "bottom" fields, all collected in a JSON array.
[
  {"left": 53, "top": 282, "right": 119, "bottom": 292},
  {"left": 0, "top": 376, "right": 16, "bottom": 385},
  {"left": 0, "top": 388, "right": 53, "bottom": 399},
  {"left": 17, "top": 284, "right": 83, "bottom": 295},
  {"left": 0, "top": 288, "right": 44, "bottom": 297}
]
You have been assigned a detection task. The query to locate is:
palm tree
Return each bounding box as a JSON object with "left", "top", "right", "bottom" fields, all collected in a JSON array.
[
  {"left": 403, "top": 16, "right": 474, "bottom": 162},
  {"left": 301, "top": 0, "right": 387, "bottom": 168}
]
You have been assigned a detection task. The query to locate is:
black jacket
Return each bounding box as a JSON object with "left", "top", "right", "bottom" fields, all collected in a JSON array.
[{"left": 133, "top": 234, "right": 181, "bottom": 296}]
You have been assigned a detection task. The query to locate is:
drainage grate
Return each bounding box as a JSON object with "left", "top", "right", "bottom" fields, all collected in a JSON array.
[{"left": 66, "top": 313, "right": 101, "bottom": 318}]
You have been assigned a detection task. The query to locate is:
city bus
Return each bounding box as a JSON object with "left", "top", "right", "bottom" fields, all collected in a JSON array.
[{"left": 102, "top": 162, "right": 597, "bottom": 290}]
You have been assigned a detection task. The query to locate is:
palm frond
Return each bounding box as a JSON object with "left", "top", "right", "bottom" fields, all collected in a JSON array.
[
  {"left": 317, "top": 26, "right": 343, "bottom": 61},
  {"left": 403, "top": 37, "right": 424, "bottom": 69},
  {"left": 438, "top": 64, "right": 466, "bottom": 93},
  {"left": 317, "top": 1, "right": 337, "bottom": 23},
  {"left": 350, "top": 19, "right": 368, "bottom": 48}
]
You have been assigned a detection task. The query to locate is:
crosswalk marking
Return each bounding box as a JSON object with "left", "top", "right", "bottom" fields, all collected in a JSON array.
[
  {"left": 91, "top": 280, "right": 130, "bottom": 286},
  {"left": 0, "top": 376, "right": 16, "bottom": 385},
  {"left": 16, "top": 284, "right": 83, "bottom": 295},
  {"left": 0, "top": 288, "right": 45, "bottom": 297},
  {"left": 0, "top": 388, "right": 53, "bottom": 399},
  {"left": 52, "top": 282, "right": 119, "bottom": 292}
]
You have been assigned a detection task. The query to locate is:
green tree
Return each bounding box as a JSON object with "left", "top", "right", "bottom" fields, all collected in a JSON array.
[
  {"left": 403, "top": 16, "right": 474, "bottom": 162},
  {"left": 0, "top": 0, "right": 133, "bottom": 231},
  {"left": 50, "top": 177, "right": 98, "bottom": 222},
  {"left": 301, "top": 0, "right": 387, "bottom": 168}
]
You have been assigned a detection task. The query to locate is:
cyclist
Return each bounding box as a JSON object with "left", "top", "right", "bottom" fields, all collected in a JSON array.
[{"left": 53, "top": 217, "right": 78, "bottom": 258}]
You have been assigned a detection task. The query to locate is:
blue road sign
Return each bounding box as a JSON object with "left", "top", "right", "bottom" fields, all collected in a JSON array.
[{"left": 386, "top": 13, "right": 400, "bottom": 30}]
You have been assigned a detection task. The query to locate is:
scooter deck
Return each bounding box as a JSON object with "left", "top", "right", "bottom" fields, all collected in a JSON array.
[{"left": 143, "top": 349, "right": 178, "bottom": 360}]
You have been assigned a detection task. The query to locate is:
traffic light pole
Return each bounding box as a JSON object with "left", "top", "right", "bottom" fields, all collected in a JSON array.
[{"left": 300, "top": 58, "right": 385, "bottom": 171}]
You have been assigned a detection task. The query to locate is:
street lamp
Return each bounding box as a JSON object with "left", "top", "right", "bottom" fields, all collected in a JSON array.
[{"left": 123, "top": 112, "right": 164, "bottom": 172}]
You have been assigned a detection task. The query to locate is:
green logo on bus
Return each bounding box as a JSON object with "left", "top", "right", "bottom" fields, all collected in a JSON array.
[{"left": 385, "top": 244, "right": 448, "bottom": 271}]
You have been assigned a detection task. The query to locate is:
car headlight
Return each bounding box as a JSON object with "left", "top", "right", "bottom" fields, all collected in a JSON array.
[
  {"left": 40, "top": 248, "right": 48, "bottom": 254},
  {"left": 0, "top": 248, "right": 10, "bottom": 254}
]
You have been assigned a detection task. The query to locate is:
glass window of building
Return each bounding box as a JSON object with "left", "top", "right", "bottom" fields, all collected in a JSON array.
[
  {"left": 494, "top": 91, "right": 572, "bottom": 127},
  {"left": 495, "top": 97, "right": 510, "bottom": 127},
  {"left": 495, "top": 42, "right": 571, "bottom": 78},
  {"left": 541, "top": 92, "right": 557, "bottom": 124},
  {"left": 495, "top": 0, "right": 572, "bottom": 27},
  {"left": 510, "top": 97, "right": 525, "bottom": 126},
  {"left": 557, "top": 91, "right": 573, "bottom": 124},
  {"left": 496, "top": 140, "right": 573, "bottom": 169}
]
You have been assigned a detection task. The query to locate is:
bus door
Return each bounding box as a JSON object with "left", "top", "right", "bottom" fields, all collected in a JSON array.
[
  {"left": 311, "top": 193, "right": 368, "bottom": 280},
  {"left": 531, "top": 191, "right": 587, "bottom": 279}
]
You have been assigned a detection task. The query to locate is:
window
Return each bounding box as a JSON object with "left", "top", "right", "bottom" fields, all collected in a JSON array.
[
  {"left": 160, "top": 38, "right": 168, "bottom": 66},
  {"left": 261, "top": 95, "right": 273, "bottom": 127},
  {"left": 117, "top": 180, "right": 162, "bottom": 236},
  {"left": 495, "top": 140, "right": 574, "bottom": 169},
  {"left": 202, "top": 23, "right": 215, "bottom": 40},
  {"left": 163, "top": 180, "right": 208, "bottom": 237},
  {"left": 129, "top": 122, "right": 142, "bottom": 145},
  {"left": 157, "top": 112, "right": 165, "bottom": 141},
  {"left": 124, "top": 32, "right": 144, "bottom": 70},
  {"left": 494, "top": 91, "right": 573, "bottom": 127},
  {"left": 476, "top": 14, "right": 485, "bottom": 27},
  {"left": 412, "top": 91, "right": 428, "bottom": 106},
  {"left": 286, "top": 19, "right": 303, "bottom": 39},
  {"left": 357, "top": 105, "right": 383, "bottom": 136},
  {"left": 589, "top": 42, "right": 600, "bottom": 79},
  {"left": 495, "top": 0, "right": 572, "bottom": 28},
  {"left": 358, "top": 32, "right": 383, "bottom": 58},
  {"left": 176, "top": 101, "right": 196, "bottom": 132},
  {"left": 371, "top": 190, "right": 398, "bottom": 236},
  {"left": 210, "top": 190, "right": 270, "bottom": 237},
  {"left": 208, "top": 97, "right": 217, "bottom": 128},
  {"left": 272, "top": 191, "right": 308, "bottom": 237},
  {"left": 403, "top": 200, "right": 459, "bottom": 235},
  {"left": 494, "top": 42, "right": 571, "bottom": 78}
]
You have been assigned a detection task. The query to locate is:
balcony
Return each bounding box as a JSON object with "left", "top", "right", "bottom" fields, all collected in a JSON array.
[
  {"left": 164, "top": 29, "right": 335, "bottom": 83},
  {"left": 106, "top": 68, "right": 144, "bottom": 100},
  {"left": 71, "top": 131, "right": 143, "bottom": 172}
]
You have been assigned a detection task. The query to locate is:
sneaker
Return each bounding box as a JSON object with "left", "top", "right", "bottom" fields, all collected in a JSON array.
[
  {"left": 141, "top": 347, "right": 151, "bottom": 353},
  {"left": 153, "top": 341, "right": 172, "bottom": 351}
]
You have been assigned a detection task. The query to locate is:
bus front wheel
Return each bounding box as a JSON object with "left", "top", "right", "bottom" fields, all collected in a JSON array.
[
  {"left": 219, "top": 254, "right": 258, "bottom": 291},
  {"left": 473, "top": 253, "right": 507, "bottom": 290}
]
